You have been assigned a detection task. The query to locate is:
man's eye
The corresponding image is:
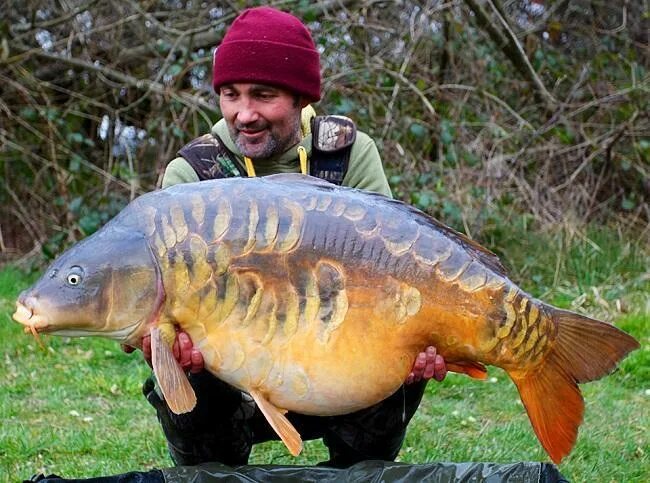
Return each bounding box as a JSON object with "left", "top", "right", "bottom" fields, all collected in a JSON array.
[{"left": 254, "top": 90, "right": 276, "bottom": 100}]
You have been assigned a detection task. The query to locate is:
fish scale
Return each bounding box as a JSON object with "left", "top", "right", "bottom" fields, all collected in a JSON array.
[{"left": 12, "top": 174, "right": 639, "bottom": 464}]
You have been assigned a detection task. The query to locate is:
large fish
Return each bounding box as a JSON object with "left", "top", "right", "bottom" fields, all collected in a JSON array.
[{"left": 12, "top": 174, "right": 638, "bottom": 463}]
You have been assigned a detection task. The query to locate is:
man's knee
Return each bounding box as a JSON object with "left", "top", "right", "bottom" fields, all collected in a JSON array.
[
  {"left": 323, "top": 382, "right": 428, "bottom": 466},
  {"left": 142, "top": 371, "right": 253, "bottom": 466}
]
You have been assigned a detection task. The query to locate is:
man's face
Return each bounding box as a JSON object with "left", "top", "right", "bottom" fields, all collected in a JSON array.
[{"left": 220, "top": 83, "right": 304, "bottom": 159}]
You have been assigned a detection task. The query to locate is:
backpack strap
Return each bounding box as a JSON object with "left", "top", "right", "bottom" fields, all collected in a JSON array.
[
  {"left": 177, "top": 116, "right": 357, "bottom": 184},
  {"left": 177, "top": 133, "right": 244, "bottom": 180},
  {"left": 309, "top": 115, "right": 356, "bottom": 185}
]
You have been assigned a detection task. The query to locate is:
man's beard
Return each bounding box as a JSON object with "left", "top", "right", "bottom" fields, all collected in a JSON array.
[{"left": 230, "top": 117, "right": 301, "bottom": 160}]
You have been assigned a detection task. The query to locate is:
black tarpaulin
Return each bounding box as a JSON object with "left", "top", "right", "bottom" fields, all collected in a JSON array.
[{"left": 163, "top": 461, "right": 568, "bottom": 483}]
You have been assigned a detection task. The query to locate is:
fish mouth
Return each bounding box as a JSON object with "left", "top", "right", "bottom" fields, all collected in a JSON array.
[{"left": 13, "top": 301, "right": 51, "bottom": 334}]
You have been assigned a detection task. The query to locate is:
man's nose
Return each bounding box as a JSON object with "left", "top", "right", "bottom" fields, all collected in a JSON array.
[{"left": 236, "top": 104, "right": 260, "bottom": 125}]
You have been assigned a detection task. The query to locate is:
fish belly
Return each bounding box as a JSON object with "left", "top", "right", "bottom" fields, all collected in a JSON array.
[{"left": 187, "top": 304, "right": 418, "bottom": 415}]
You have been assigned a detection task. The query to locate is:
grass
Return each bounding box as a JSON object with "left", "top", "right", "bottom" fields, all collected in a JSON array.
[{"left": 0, "top": 226, "right": 648, "bottom": 482}]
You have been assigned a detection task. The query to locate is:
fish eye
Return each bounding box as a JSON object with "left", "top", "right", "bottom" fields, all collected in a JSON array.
[
  {"left": 66, "top": 266, "right": 84, "bottom": 286},
  {"left": 67, "top": 274, "right": 81, "bottom": 285}
]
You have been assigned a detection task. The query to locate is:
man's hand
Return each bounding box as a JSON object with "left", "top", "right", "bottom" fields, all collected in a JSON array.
[
  {"left": 122, "top": 329, "right": 204, "bottom": 373},
  {"left": 406, "top": 346, "right": 447, "bottom": 384}
]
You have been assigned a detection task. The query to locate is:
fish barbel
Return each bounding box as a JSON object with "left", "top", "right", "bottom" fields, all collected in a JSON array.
[{"left": 12, "top": 174, "right": 638, "bottom": 463}]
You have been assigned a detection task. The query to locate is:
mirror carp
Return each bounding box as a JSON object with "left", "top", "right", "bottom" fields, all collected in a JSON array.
[{"left": 13, "top": 174, "right": 639, "bottom": 463}]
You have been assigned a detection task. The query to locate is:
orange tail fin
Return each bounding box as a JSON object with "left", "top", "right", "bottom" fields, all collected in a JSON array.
[{"left": 510, "top": 308, "right": 638, "bottom": 464}]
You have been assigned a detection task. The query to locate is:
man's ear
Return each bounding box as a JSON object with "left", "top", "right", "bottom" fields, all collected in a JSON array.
[{"left": 299, "top": 97, "right": 310, "bottom": 109}]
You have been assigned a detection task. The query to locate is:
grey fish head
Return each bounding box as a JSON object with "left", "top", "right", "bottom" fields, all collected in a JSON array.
[{"left": 13, "top": 225, "right": 162, "bottom": 345}]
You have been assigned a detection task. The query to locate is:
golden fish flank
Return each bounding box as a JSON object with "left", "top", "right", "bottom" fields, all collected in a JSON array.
[
  {"left": 522, "top": 324, "right": 540, "bottom": 354},
  {"left": 216, "top": 273, "right": 239, "bottom": 324},
  {"left": 242, "top": 199, "right": 260, "bottom": 255},
  {"left": 372, "top": 279, "right": 422, "bottom": 324},
  {"left": 456, "top": 261, "right": 488, "bottom": 292},
  {"left": 509, "top": 304, "right": 529, "bottom": 350},
  {"left": 290, "top": 369, "right": 311, "bottom": 399},
  {"left": 212, "top": 198, "right": 232, "bottom": 242},
  {"left": 343, "top": 202, "right": 365, "bottom": 222},
  {"left": 170, "top": 204, "right": 189, "bottom": 243},
  {"left": 247, "top": 347, "right": 274, "bottom": 387},
  {"left": 331, "top": 199, "right": 347, "bottom": 217},
  {"left": 314, "top": 261, "right": 348, "bottom": 343},
  {"left": 217, "top": 339, "right": 246, "bottom": 374},
  {"left": 259, "top": 290, "right": 278, "bottom": 345},
  {"left": 208, "top": 243, "right": 231, "bottom": 276},
  {"left": 258, "top": 204, "right": 279, "bottom": 251},
  {"left": 380, "top": 216, "right": 419, "bottom": 257},
  {"left": 411, "top": 232, "right": 453, "bottom": 268},
  {"left": 215, "top": 198, "right": 253, "bottom": 256},
  {"left": 353, "top": 207, "right": 379, "bottom": 237},
  {"left": 239, "top": 272, "right": 264, "bottom": 326},
  {"left": 160, "top": 213, "right": 177, "bottom": 249},
  {"left": 301, "top": 194, "right": 319, "bottom": 211},
  {"left": 187, "top": 235, "right": 212, "bottom": 290},
  {"left": 140, "top": 205, "right": 158, "bottom": 238},
  {"left": 486, "top": 287, "right": 557, "bottom": 365},
  {"left": 496, "top": 286, "right": 518, "bottom": 339},
  {"left": 393, "top": 284, "right": 422, "bottom": 324},
  {"left": 484, "top": 274, "right": 507, "bottom": 292},
  {"left": 315, "top": 195, "right": 333, "bottom": 212},
  {"left": 12, "top": 174, "right": 639, "bottom": 465},
  {"left": 190, "top": 194, "right": 206, "bottom": 227},
  {"left": 196, "top": 281, "right": 219, "bottom": 323},
  {"left": 436, "top": 249, "right": 472, "bottom": 283},
  {"left": 301, "top": 268, "right": 320, "bottom": 327},
  {"left": 275, "top": 199, "right": 304, "bottom": 253},
  {"left": 282, "top": 288, "right": 301, "bottom": 338}
]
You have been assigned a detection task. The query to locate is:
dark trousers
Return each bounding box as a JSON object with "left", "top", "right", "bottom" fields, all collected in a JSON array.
[{"left": 143, "top": 371, "right": 428, "bottom": 468}]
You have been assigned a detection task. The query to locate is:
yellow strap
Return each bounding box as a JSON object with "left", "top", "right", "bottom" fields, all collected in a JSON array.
[
  {"left": 297, "top": 146, "right": 307, "bottom": 175},
  {"left": 244, "top": 157, "right": 256, "bottom": 177},
  {"left": 300, "top": 105, "right": 316, "bottom": 136}
]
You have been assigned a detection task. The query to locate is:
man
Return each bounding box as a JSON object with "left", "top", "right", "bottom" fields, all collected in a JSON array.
[{"left": 132, "top": 6, "right": 448, "bottom": 468}]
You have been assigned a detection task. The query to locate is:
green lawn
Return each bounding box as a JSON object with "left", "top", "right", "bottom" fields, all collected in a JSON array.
[{"left": 0, "top": 227, "right": 648, "bottom": 482}]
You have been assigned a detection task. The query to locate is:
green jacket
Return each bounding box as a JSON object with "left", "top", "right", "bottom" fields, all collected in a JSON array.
[{"left": 162, "top": 118, "right": 392, "bottom": 198}]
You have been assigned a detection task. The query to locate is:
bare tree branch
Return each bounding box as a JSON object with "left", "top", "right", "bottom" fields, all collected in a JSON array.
[{"left": 463, "top": 0, "right": 557, "bottom": 107}]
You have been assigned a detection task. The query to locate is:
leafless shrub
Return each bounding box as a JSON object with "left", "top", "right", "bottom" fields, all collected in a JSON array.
[{"left": 1, "top": 0, "right": 647, "bottom": 259}]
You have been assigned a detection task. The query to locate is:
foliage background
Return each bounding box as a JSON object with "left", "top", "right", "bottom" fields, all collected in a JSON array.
[{"left": 1, "top": 0, "right": 648, "bottom": 261}]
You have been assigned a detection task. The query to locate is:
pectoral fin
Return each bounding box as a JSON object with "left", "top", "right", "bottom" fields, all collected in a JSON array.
[
  {"left": 150, "top": 326, "right": 197, "bottom": 414},
  {"left": 447, "top": 361, "right": 488, "bottom": 380},
  {"left": 249, "top": 389, "right": 303, "bottom": 456}
]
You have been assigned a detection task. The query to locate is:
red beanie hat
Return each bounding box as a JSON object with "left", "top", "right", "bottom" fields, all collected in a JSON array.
[{"left": 212, "top": 7, "right": 321, "bottom": 102}]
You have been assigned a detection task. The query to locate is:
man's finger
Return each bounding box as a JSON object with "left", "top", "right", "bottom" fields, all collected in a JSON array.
[
  {"left": 178, "top": 331, "right": 193, "bottom": 369},
  {"left": 413, "top": 352, "right": 426, "bottom": 371},
  {"left": 434, "top": 354, "right": 447, "bottom": 382},
  {"left": 422, "top": 346, "right": 437, "bottom": 379},
  {"left": 409, "top": 352, "right": 427, "bottom": 383},
  {"left": 189, "top": 348, "right": 204, "bottom": 374},
  {"left": 121, "top": 344, "right": 136, "bottom": 354},
  {"left": 142, "top": 334, "right": 152, "bottom": 368}
]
